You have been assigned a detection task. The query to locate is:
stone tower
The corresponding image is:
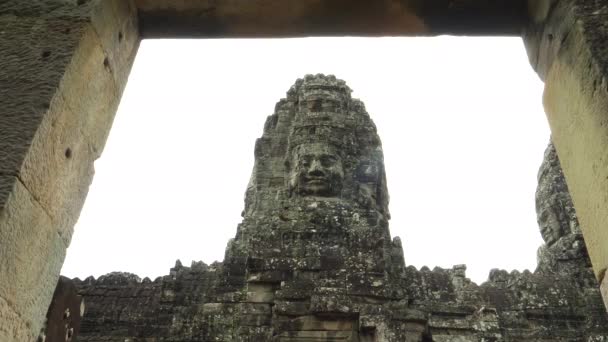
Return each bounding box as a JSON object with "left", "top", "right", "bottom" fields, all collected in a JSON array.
[
  {"left": 215, "top": 74, "right": 414, "bottom": 340},
  {"left": 72, "top": 75, "right": 608, "bottom": 341}
]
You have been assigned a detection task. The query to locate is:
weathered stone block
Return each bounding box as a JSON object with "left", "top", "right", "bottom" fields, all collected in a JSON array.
[
  {"left": 20, "top": 70, "right": 99, "bottom": 244},
  {"left": 0, "top": 179, "right": 66, "bottom": 339},
  {"left": 247, "top": 271, "right": 285, "bottom": 283},
  {"left": 0, "top": 14, "right": 86, "bottom": 206},
  {"left": 246, "top": 291, "right": 275, "bottom": 303},
  {"left": 601, "top": 273, "right": 608, "bottom": 311},
  {"left": 0, "top": 1, "right": 139, "bottom": 339},
  {"left": 432, "top": 335, "right": 477, "bottom": 342},
  {"left": 525, "top": 0, "right": 608, "bottom": 285},
  {"left": 275, "top": 315, "right": 355, "bottom": 332},
  {"left": 274, "top": 301, "right": 310, "bottom": 316},
  {"left": 0, "top": 297, "right": 30, "bottom": 342},
  {"left": 275, "top": 330, "right": 356, "bottom": 341},
  {"left": 246, "top": 283, "right": 277, "bottom": 303},
  {"left": 89, "top": 0, "right": 139, "bottom": 95}
]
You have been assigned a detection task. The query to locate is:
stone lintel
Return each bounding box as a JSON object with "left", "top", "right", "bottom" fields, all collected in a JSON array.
[
  {"left": 135, "top": 0, "right": 527, "bottom": 38},
  {"left": 0, "top": 296, "right": 30, "bottom": 342}
]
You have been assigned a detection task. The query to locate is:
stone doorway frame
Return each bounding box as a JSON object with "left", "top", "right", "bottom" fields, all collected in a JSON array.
[{"left": 2, "top": 0, "right": 608, "bottom": 340}]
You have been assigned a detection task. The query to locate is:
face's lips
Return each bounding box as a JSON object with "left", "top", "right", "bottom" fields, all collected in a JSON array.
[{"left": 304, "top": 178, "right": 327, "bottom": 185}]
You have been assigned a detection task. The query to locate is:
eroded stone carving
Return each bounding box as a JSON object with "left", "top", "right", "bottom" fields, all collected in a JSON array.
[
  {"left": 288, "top": 143, "right": 344, "bottom": 197},
  {"left": 536, "top": 141, "right": 591, "bottom": 274},
  {"left": 71, "top": 75, "right": 608, "bottom": 342},
  {"left": 536, "top": 142, "right": 581, "bottom": 245}
]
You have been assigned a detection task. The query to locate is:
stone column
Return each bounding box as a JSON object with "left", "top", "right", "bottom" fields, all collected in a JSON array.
[
  {"left": 0, "top": 1, "right": 138, "bottom": 339},
  {"left": 524, "top": 0, "right": 608, "bottom": 307}
]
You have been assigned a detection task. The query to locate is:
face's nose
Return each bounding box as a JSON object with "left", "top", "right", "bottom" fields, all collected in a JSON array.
[{"left": 307, "top": 159, "right": 325, "bottom": 176}]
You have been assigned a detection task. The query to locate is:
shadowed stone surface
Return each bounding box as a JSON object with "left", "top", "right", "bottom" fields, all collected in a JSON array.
[
  {"left": 136, "top": 0, "right": 527, "bottom": 38},
  {"left": 73, "top": 75, "right": 608, "bottom": 341},
  {"left": 39, "top": 276, "right": 84, "bottom": 342}
]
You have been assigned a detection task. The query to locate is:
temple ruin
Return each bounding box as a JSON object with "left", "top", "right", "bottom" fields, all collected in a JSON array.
[
  {"left": 4, "top": 0, "right": 608, "bottom": 340},
  {"left": 67, "top": 75, "right": 608, "bottom": 341}
]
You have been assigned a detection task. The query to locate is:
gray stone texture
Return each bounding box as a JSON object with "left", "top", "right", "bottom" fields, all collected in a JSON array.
[
  {"left": 0, "top": 0, "right": 139, "bottom": 339},
  {"left": 4, "top": 0, "right": 608, "bottom": 340},
  {"left": 536, "top": 142, "right": 591, "bottom": 275},
  {"left": 524, "top": 0, "right": 608, "bottom": 295},
  {"left": 73, "top": 75, "right": 608, "bottom": 341}
]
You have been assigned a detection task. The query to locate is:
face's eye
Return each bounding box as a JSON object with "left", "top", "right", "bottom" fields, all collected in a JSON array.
[
  {"left": 300, "top": 158, "right": 311, "bottom": 168},
  {"left": 308, "top": 100, "right": 322, "bottom": 112},
  {"left": 322, "top": 102, "right": 335, "bottom": 112},
  {"left": 320, "top": 156, "right": 337, "bottom": 167},
  {"left": 539, "top": 210, "right": 549, "bottom": 222}
]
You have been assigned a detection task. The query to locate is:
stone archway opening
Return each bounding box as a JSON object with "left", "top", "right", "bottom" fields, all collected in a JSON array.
[
  {"left": 60, "top": 37, "right": 548, "bottom": 286},
  {"left": 3, "top": 1, "right": 608, "bottom": 340}
]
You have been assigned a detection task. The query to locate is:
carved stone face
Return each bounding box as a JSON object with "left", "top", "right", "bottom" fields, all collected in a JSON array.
[
  {"left": 289, "top": 143, "right": 344, "bottom": 197},
  {"left": 538, "top": 206, "right": 564, "bottom": 246},
  {"left": 304, "top": 97, "right": 344, "bottom": 113}
]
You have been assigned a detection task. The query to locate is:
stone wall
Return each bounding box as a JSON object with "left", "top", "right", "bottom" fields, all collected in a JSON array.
[
  {"left": 524, "top": 0, "right": 608, "bottom": 305},
  {"left": 0, "top": 1, "right": 138, "bottom": 340}
]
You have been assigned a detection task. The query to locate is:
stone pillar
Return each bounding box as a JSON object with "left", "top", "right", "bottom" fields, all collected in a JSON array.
[
  {"left": 0, "top": 1, "right": 139, "bottom": 339},
  {"left": 524, "top": 0, "right": 608, "bottom": 308}
]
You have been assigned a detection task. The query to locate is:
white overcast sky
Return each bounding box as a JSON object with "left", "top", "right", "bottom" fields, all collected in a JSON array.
[{"left": 61, "top": 37, "right": 549, "bottom": 284}]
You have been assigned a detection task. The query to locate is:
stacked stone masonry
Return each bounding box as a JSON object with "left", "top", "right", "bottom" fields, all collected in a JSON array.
[
  {"left": 0, "top": 1, "right": 138, "bottom": 340},
  {"left": 72, "top": 75, "right": 608, "bottom": 341}
]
